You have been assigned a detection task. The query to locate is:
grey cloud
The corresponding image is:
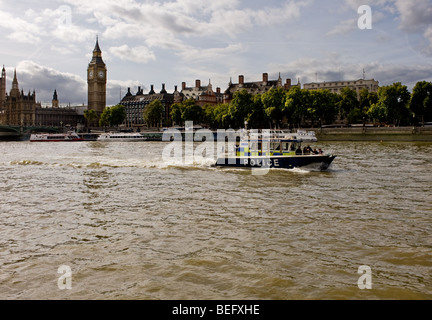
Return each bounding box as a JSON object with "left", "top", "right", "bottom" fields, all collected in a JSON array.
[{"left": 13, "top": 61, "right": 87, "bottom": 105}]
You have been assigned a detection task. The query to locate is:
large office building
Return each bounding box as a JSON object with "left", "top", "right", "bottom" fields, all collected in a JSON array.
[
  {"left": 180, "top": 79, "right": 223, "bottom": 107},
  {"left": 120, "top": 84, "right": 175, "bottom": 128},
  {"left": 303, "top": 79, "right": 379, "bottom": 97},
  {"left": 223, "top": 73, "right": 298, "bottom": 104}
]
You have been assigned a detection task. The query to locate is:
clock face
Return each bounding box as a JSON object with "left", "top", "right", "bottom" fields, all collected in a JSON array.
[
  {"left": 89, "top": 71, "right": 93, "bottom": 79},
  {"left": 98, "top": 71, "right": 104, "bottom": 78}
]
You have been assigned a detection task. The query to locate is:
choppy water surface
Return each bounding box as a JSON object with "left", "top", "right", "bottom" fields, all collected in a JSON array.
[{"left": 0, "top": 140, "right": 431, "bottom": 300}]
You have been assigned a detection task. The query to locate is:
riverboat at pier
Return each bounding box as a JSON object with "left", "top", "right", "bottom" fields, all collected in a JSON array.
[
  {"left": 97, "top": 132, "right": 147, "bottom": 142},
  {"left": 30, "top": 131, "right": 84, "bottom": 142}
]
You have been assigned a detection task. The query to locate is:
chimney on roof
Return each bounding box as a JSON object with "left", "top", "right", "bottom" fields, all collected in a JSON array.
[
  {"left": 149, "top": 85, "right": 155, "bottom": 94},
  {"left": 217, "top": 87, "right": 220, "bottom": 94},
  {"left": 160, "top": 83, "right": 167, "bottom": 94},
  {"left": 239, "top": 75, "right": 244, "bottom": 84},
  {"left": 263, "top": 73, "right": 268, "bottom": 83},
  {"left": 196, "top": 79, "right": 201, "bottom": 88},
  {"left": 182, "top": 82, "right": 186, "bottom": 90},
  {"left": 125, "top": 87, "right": 132, "bottom": 97}
]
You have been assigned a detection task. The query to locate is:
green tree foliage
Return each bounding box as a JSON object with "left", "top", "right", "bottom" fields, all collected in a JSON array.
[
  {"left": 99, "top": 107, "right": 111, "bottom": 127},
  {"left": 372, "top": 82, "right": 411, "bottom": 126},
  {"left": 98, "top": 105, "right": 126, "bottom": 127},
  {"left": 170, "top": 99, "right": 202, "bottom": 126},
  {"left": 181, "top": 99, "right": 202, "bottom": 123},
  {"left": 143, "top": 100, "right": 164, "bottom": 127},
  {"left": 359, "top": 89, "right": 378, "bottom": 116},
  {"left": 170, "top": 103, "right": 183, "bottom": 126},
  {"left": 347, "top": 107, "right": 364, "bottom": 124},
  {"left": 229, "top": 89, "right": 253, "bottom": 128},
  {"left": 261, "top": 87, "right": 287, "bottom": 128},
  {"left": 284, "top": 86, "right": 308, "bottom": 128},
  {"left": 337, "top": 87, "right": 359, "bottom": 121},
  {"left": 284, "top": 87, "right": 338, "bottom": 127},
  {"left": 367, "top": 103, "right": 387, "bottom": 124},
  {"left": 84, "top": 109, "right": 97, "bottom": 127},
  {"left": 308, "top": 89, "right": 339, "bottom": 126},
  {"left": 110, "top": 104, "right": 127, "bottom": 126},
  {"left": 409, "top": 81, "right": 432, "bottom": 125},
  {"left": 248, "top": 94, "right": 268, "bottom": 129},
  {"left": 201, "top": 104, "right": 217, "bottom": 129},
  {"left": 213, "top": 103, "right": 231, "bottom": 129}
]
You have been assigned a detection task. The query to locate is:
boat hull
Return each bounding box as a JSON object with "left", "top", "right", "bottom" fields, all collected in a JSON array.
[
  {"left": 30, "top": 139, "right": 83, "bottom": 142},
  {"left": 216, "top": 155, "right": 336, "bottom": 171},
  {"left": 97, "top": 133, "right": 147, "bottom": 141},
  {"left": 97, "top": 138, "right": 147, "bottom": 142},
  {"left": 29, "top": 132, "right": 84, "bottom": 142}
]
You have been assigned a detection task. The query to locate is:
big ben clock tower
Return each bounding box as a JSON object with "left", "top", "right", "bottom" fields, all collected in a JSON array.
[{"left": 87, "top": 37, "right": 107, "bottom": 116}]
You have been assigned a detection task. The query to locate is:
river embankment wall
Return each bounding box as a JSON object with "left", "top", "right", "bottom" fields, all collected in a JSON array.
[{"left": 314, "top": 126, "right": 432, "bottom": 142}]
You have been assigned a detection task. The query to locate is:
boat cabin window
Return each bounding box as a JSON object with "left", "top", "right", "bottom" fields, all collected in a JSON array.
[
  {"left": 291, "top": 142, "right": 297, "bottom": 150},
  {"left": 271, "top": 142, "right": 281, "bottom": 152},
  {"left": 249, "top": 141, "right": 269, "bottom": 153}
]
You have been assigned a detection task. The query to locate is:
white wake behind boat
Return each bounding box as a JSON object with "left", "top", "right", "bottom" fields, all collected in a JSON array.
[{"left": 97, "top": 132, "right": 147, "bottom": 142}]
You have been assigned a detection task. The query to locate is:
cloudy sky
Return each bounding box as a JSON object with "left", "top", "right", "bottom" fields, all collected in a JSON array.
[{"left": 1, "top": 0, "right": 431, "bottom": 106}]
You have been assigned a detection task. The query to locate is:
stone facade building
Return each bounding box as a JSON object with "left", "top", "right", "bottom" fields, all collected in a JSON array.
[
  {"left": 120, "top": 84, "right": 175, "bottom": 128},
  {"left": 0, "top": 67, "right": 84, "bottom": 128},
  {"left": 180, "top": 79, "right": 223, "bottom": 107},
  {"left": 303, "top": 79, "right": 379, "bottom": 97},
  {"left": 223, "top": 73, "right": 298, "bottom": 104},
  {"left": 0, "top": 66, "right": 6, "bottom": 107},
  {"left": 35, "top": 90, "right": 85, "bottom": 127},
  {"left": 0, "top": 69, "right": 40, "bottom": 126}
]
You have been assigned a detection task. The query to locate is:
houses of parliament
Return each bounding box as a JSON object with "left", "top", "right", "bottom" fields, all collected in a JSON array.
[{"left": 0, "top": 38, "right": 106, "bottom": 128}]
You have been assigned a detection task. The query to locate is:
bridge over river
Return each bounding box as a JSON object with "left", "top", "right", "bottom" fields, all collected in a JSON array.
[{"left": 0, "top": 125, "right": 62, "bottom": 140}]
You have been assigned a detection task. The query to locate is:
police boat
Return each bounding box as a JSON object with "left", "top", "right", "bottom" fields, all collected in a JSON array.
[{"left": 215, "top": 130, "right": 336, "bottom": 171}]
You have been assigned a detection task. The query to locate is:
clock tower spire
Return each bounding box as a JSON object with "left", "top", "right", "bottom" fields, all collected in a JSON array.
[{"left": 87, "top": 36, "right": 107, "bottom": 117}]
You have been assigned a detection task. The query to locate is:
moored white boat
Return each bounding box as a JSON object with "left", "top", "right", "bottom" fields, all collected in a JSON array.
[
  {"left": 97, "top": 132, "right": 147, "bottom": 142},
  {"left": 295, "top": 130, "right": 318, "bottom": 142},
  {"left": 30, "top": 131, "right": 83, "bottom": 142}
]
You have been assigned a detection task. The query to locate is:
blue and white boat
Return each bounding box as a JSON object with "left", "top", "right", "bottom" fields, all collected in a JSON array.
[{"left": 216, "top": 131, "right": 335, "bottom": 171}]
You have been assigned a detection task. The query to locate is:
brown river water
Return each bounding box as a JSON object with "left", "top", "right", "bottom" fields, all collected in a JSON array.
[{"left": 0, "top": 140, "right": 431, "bottom": 299}]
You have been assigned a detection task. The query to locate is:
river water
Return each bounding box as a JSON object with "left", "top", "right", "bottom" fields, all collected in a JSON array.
[{"left": 0, "top": 140, "right": 431, "bottom": 300}]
